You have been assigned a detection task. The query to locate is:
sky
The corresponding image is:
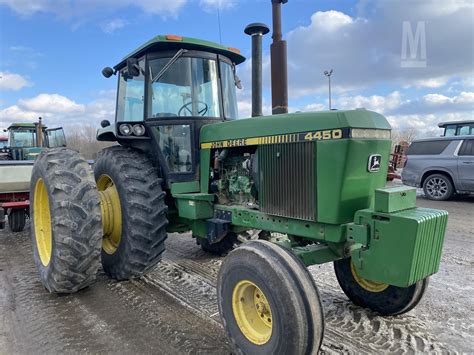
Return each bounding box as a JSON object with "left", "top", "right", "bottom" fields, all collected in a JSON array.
[{"left": 0, "top": 0, "right": 473, "bottom": 137}]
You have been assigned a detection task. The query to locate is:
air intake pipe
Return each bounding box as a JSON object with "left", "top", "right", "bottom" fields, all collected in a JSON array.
[
  {"left": 270, "top": 0, "right": 288, "bottom": 114},
  {"left": 245, "top": 23, "right": 269, "bottom": 117}
]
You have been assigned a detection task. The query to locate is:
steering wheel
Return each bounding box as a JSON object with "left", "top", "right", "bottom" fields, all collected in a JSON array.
[{"left": 178, "top": 101, "right": 208, "bottom": 117}]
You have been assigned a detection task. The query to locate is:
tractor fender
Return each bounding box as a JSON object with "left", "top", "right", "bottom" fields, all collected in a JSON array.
[{"left": 97, "top": 124, "right": 117, "bottom": 142}]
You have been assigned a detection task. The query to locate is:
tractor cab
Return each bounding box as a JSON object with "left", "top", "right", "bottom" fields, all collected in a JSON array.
[
  {"left": 98, "top": 35, "right": 245, "bottom": 184},
  {"left": 4, "top": 121, "right": 66, "bottom": 160}
]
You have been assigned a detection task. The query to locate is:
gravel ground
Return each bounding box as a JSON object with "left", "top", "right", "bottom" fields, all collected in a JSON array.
[{"left": 0, "top": 192, "right": 472, "bottom": 354}]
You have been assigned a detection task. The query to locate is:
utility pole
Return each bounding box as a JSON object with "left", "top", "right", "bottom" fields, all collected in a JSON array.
[{"left": 324, "top": 69, "right": 333, "bottom": 110}]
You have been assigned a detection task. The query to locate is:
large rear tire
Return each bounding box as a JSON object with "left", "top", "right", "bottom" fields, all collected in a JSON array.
[
  {"left": 30, "top": 148, "right": 102, "bottom": 293},
  {"left": 94, "top": 146, "right": 168, "bottom": 280},
  {"left": 8, "top": 209, "right": 26, "bottom": 232},
  {"left": 218, "top": 240, "right": 324, "bottom": 354},
  {"left": 334, "top": 257, "right": 428, "bottom": 316}
]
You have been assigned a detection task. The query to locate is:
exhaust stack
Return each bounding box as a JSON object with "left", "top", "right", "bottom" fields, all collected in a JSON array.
[
  {"left": 36, "top": 117, "right": 43, "bottom": 147},
  {"left": 270, "top": 0, "right": 288, "bottom": 115},
  {"left": 270, "top": 0, "right": 288, "bottom": 114},
  {"left": 245, "top": 23, "right": 269, "bottom": 117}
]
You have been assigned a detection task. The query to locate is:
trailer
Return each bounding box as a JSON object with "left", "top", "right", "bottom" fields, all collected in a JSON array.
[{"left": 0, "top": 161, "right": 33, "bottom": 231}]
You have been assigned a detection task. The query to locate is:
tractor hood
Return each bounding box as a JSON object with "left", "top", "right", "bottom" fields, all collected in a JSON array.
[{"left": 200, "top": 110, "right": 391, "bottom": 148}]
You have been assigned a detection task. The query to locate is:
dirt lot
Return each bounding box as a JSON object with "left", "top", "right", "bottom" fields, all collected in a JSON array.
[{"left": 0, "top": 194, "right": 473, "bottom": 354}]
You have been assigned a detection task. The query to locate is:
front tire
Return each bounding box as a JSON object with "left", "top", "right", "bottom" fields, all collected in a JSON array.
[
  {"left": 30, "top": 148, "right": 102, "bottom": 293},
  {"left": 8, "top": 209, "right": 26, "bottom": 232},
  {"left": 423, "top": 173, "right": 454, "bottom": 201},
  {"left": 94, "top": 146, "right": 168, "bottom": 280},
  {"left": 218, "top": 240, "right": 324, "bottom": 354},
  {"left": 334, "top": 257, "right": 428, "bottom": 316}
]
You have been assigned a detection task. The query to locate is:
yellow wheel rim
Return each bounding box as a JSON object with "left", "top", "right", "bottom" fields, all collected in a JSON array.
[
  {"left": 33, "top": 178, "right": 52, "bottom": 266},
  {"left": 232, "top": 280, "right": 273, "bottom": 345},
  {"left": 351, "top": 261, "right": 389, "bottom": 293},
  {"left": 97, "top": 174, "right": 122, "bottom": 255}
]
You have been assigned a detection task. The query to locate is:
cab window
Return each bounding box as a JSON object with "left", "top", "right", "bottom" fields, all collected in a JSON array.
[
  {"left": 47, "top": 129, "right": 67, "bottom": 148},
  {"left": 220, "top": 61, "right": 238, "bottom": 119},
  {"left": 9, "top": 128, "right": 35, "bottom": 147},
  {"left": 444, "top": 125, "right": 456, "bottom": 136},
  {"left": 117, "top": 59, "right": 145, "bottom": 121},
  {"left": 147, "top": 57, "right": 220, "bottom": 118},
  {"left": 458, "top": 125, "right": 474, "bottom": 136}
]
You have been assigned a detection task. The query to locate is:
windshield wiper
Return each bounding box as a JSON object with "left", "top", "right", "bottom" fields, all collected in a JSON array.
[{"left": 151, "top": 49, "right": 188, "bottom": 83}]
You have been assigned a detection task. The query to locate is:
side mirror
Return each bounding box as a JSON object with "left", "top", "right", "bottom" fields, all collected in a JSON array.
[
  {"left": 2, "top": 129, "right": 6, "bottom": 132},
  {"left": 126, "top": 58, "right": 140, "bottom": 77},
  {"left": 101, "top": 120, "right": 111, "bottom": 128},
  {"left": 102, "top": 67, "right": 114, "bottom": 78},
  {"left": 235, "top": 74, "right": 242, "bottom": 90}
]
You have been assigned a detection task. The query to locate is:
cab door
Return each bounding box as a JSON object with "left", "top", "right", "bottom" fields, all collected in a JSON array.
[
  {"left": 46, "top": 128, "right": 67, "bottom": 148},
  {"left": 458, "top": 139, "right": 474, "bottom": 191}
]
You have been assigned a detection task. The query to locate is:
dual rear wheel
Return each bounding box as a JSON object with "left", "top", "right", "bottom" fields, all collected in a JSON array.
[{"left": 30, "top": 147, "right": 168, "bottom": 292}]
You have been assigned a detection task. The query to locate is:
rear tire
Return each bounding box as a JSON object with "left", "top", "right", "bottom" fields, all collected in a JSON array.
[
  {"left": 8, "top": 209, "right": 26, "bottom": 232},
  {"left": 30, "top": 148, "right": 102, "bottom": 293},
  {"left": 422, "top": 173, "right": 454, "bottom": 201},
  {"left": 218, "top": 240, "right": 324, "bottom": 354},
  {"left": 334, "top": 257, "right": 428, "bottom": 316},
  {"left": 94, "top": 146, "right": 168, "bottom": 280}
]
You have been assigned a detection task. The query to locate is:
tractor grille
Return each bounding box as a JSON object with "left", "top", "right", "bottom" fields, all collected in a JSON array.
[
  {"left": 408, "top": 209, "right": 448, "bottom": 285},
  {"left": 259, "top": 142, "right": 316, "bottom": 221}
]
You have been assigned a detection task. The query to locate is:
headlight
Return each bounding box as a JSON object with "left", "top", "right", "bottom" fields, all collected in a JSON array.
[
  {"left": 132, "top": 124, "right": 146, "bottom": 136},
  {"left": 119, "top": 124, "right": 132, "bottom": 136},
  {"left": 351, "top": 129, "right": 391, "bottom": 139}
]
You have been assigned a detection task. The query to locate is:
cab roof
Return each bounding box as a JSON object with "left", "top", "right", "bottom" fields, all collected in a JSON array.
[
  {"left": 114, "top": 34, "right": 246, "bottom": 70},
  {"left": 8, "top": 123, "right": 47, "bottom": 130},
  {"left": 438, "top": 120, "right": 474, "bottom": 127}
]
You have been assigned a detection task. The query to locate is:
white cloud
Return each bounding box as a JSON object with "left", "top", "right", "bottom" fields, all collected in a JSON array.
[
  {"left": 334, "top": 91, "right": 401, "bottom": 114},
  {"left": 309, "top": 10, "right": 353, "bottom": 32},
  {"left": 303, "top": 103, "right": 326, "bottom": 112},
  {"left": 406, "top": 77, "right": 450, "bottom": 89},
  {"left": 387, "top": 112, "right": 472, "bottom": 137},
  {"left": 199, "top": 0, "right": 236, "bottom": 11},
  {"left": 0, "top": 93, "right": 115, "bottom": 131},
  {"left": 18, "top": 94, "right": 85, "bottom": 114},
  {"left": 284, "top": 1, "right": 474, "bottom": 97},
  {"left": 0, "top": 71, "right": 32, "bottom": 91},
  {"left": 0, "top": 105, "right": 40, "bottom": 122},
  {"left": 0, "top": 0, "right": 188, "bottom": 18},
  {"left": 394, "top": 91, "right": 474, "bottom": 115},
  {"left": 302, "top": 90, "right": 474, "bottom": 134},
  {"left": 100, "top": 18, "right": 128, "bottom": 34},
  {"left": 237, "top": 99, "right": 252, "bottom": 118}
]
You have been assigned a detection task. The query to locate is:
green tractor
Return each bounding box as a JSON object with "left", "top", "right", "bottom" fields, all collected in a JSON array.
[
  {"left": 1, "top": 119, "right": 66, "bottom": 160},
  {"left": 30, "top": 12, "right": 448, "bottom": 354}
]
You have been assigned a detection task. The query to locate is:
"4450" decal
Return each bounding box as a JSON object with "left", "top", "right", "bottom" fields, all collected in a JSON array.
[{"left": 302, "top": 129, "right": 343, "bottom": 141}]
